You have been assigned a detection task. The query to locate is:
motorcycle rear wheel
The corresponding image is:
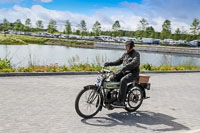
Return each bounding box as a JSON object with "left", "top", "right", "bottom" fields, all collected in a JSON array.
[
  {"left": 75, "top": 86, "right": 102, "bottom": 119},
  {"left": 125, "top": 86, "right": 143, "bottom": 112}
]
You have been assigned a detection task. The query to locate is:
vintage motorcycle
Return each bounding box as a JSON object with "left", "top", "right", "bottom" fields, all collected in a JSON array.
[{"left": 75, "top": 67, "right": 150, "bottom": 119}]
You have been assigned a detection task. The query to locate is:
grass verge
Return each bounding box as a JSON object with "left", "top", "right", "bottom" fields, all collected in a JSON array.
[
  {"left": 0, "top": 63, "right": 200, "bottom": 73},
  {"left": 0, "top": 34, "right": 94, "bottom": 47}
]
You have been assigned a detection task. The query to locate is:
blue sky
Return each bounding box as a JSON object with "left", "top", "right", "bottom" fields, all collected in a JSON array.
[
  {"left": 0, "top": 0, "right": 199, "bottom": 32},
  {"left": 44, "top": 0, "right": 142, "bottom": 14},
  {"left": 0, "top": 0, "right": 141, "bottom": 14}
]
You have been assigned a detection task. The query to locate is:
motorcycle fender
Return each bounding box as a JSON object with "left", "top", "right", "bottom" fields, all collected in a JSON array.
[
  {"left": 84, "top": 85, "right": 96, "bottom": 89},
  {"left": 128, "top": 84, "right": 146, "bottom": 99},
  {"left": 127, "top": 84, "right": 133, "bottom": 91},
  {"left": 137, "top": 84, "right": 147, "bottom": 99}
]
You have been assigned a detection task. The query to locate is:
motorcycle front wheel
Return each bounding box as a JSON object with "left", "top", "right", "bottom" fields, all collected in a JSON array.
[
  {"left": 75, "top": 86, "right": 102, "bottom": 119},
  {"left": 125, "top": 86, "right": 143, "bottom": 112}
]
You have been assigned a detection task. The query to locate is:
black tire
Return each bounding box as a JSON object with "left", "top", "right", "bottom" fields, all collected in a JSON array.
[
  {"left": 125, "top": 86, "right": 143, "bottom": 112},
  {"left": 75, "top": 86, "right": 102, "bottom": 119}
]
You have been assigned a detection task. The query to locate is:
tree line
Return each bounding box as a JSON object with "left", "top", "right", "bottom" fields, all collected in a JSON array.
[{"left": 0, "top": 18, "right": 200, "bottom": 41}]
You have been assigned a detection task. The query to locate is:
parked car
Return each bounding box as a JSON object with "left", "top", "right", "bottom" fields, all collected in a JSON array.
[
  {"left": 8, "top": 30, "right": 17, "bottom": 34},
  {"left": 142, "top": 38, "right": 160, "bottom": 45},
  {"left": 59, "top": 34, "right": 68, "bottom": 38},
  {"left": 142, "top": 38, "right": 154, "bottom": 44},
  {"left": 189, "top": 40, "right": 200, "bottom": 47},
  {"left": 68, "top": 35, "right": 81, "bottom": 39},
  {"left": 163, "top": 39, "right": 173, "bottom": 44}
]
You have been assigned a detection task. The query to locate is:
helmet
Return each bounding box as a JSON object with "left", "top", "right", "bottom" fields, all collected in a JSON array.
[{"left": 125, "top": 41, "right": 135, "bottom": 48}]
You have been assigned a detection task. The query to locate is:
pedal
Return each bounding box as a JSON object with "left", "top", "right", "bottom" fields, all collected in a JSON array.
[{"left": 144, "top": 96, "right": 150, "bottom": 99}]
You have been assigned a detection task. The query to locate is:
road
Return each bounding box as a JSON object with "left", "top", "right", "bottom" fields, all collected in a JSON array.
[{"left": 0, "top": 73, "right": 200, "bottom": 133}]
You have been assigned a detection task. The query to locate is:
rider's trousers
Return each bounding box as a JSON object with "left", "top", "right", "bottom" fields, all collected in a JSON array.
[{"left": 111, "top": 72, "right": 139, "bottom": 102}]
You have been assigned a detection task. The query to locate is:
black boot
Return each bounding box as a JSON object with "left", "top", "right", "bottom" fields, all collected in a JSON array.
[{"left": 113, "top": 100, "right": 125, "bottom": 107}]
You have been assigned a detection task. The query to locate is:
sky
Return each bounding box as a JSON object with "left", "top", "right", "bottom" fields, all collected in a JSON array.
[{"left": 0, "top": 0, "right": 199, "bottom": 32}]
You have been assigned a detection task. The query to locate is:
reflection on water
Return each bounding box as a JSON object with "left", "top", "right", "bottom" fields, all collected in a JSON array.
[{"left": 0, "top": 44, "right": 200, "bottom": 67}]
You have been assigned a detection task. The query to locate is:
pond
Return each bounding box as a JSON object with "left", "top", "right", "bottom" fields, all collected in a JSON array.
[{"left": 0, "top": 44, "right": 200, "bottom": 67}]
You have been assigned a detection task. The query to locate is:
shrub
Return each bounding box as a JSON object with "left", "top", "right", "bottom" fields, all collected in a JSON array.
[
  {"left": 0, "top": 58, "right": 12, "bottom": 69},
  {"left": 181, "top": 61, "right": 196, "bottom": 70},
  {"left": 140, "top": 63, "right": 152, "bottom": 71}
]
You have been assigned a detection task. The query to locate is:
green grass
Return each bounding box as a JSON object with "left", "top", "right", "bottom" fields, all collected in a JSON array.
[
  {"left": 0, "top": 34, "right": 46, "bottom": 45},
  {"left": 1, "top": 57, "right": 200, "bottom": 73},
  {"left": 14, "top": 35, "right": 47, "bottom": 44},
  {"left": 0, "top": 63, "right": 200, "bottom": 73},
  {"left": 140, "top": 62, "right": 200, "bottom": 71},
  {"left": 45, "top": 39, "right": 94, "bottom": 46},
  {"left": 0, "top": 34, "right": 94, "bottom": 46},
  {"left": 0, "top": 34, "right": 27, "bottom": 45}
]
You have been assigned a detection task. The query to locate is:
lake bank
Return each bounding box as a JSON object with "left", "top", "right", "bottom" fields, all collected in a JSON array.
[{"left": 0, "top": 34, "right": 94, "bottom": 48}]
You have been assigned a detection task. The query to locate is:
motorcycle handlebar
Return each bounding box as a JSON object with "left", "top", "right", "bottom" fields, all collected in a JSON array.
[{"left": 101, "top": 66, "right": 112, "bottom": 73}]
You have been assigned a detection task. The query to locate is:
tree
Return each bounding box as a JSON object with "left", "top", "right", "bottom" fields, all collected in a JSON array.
[
  {"left": 136, "top": 18, "right": 149, "bottom": 37},
  {"left": 124, "top": 31, "right": 135, "bottom": 37},
  {"left": 135, "top": 30, "right": 143, "bottom": 38},
  {"left": 145, "top": 26, "right": 155, "bottom": 38},
  {"left": 112, "top": 20, "right": 120, "bottom": 31},
  {"left": 174, "top": 28, "right": 181, "bottom": 40},
  {"left": 190, "top": 18, "right": 200, "bottom": 35},
  {"left": 2, "top": 18, "right": 10, "bottom": 32},
  {"left": 65, "top": 20, "right": 72, "bottom": 34},
  {"left": 75, "top": 29, "right": 80, "bottom": 35},
  {"left": 161, "top": 19, "right": 171, "bottom": 39},
  {"left": 92, "top": 21, "right": 101, "bottom": 36},
  {"left": 36, "top": 20, "right": 44, "bottom": 30},
  {"left": 47, "top": 19, "right": 57, "bottom": 33},
  {"left": 13, "top": 19, "right": 23, "bottom": 31},
  {"left": 155, "top": 32, "right": 161, "bottom": 39},
  {"left": 79, "top": 20, "right": 87, "bottom": 36},
  {"left": 117, "top": 30, "right": 124, "bottom": 37},
  {"left": 139, "top": 18, "right": 149, "bottom": 31},
  {"left": 112, "top": 20, "right": 121, "bottom": 36},
  {"left": 25, "top": 18, "right": 31, "bottom": 27},
  {"left": 24, "top": 18, "right": 32, "bottom": 32}
]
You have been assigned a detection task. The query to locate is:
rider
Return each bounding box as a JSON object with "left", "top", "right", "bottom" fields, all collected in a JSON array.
[{"left": 104, "top": 40, "right": 140, "bottom": 106}]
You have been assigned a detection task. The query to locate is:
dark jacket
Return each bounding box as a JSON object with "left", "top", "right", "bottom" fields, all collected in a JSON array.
[{"left": 107, "top": 49, "right": 140, "bottom": 74}]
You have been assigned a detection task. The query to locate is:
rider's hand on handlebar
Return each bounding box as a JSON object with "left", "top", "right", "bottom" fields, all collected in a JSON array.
[
  {"left": 104, "top": 62, "right": 110, "bottom": 67},
  {"left": 113, "top": 70, "right": 123, "bottom": 77}
]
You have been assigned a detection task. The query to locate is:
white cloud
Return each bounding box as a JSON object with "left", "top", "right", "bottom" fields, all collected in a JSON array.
[
  {"left": 0, "top": 3, "right": 193, "bottom": 32},
  {"left": 0, "top": 5, "right": 90, "bottom": 31},
  {"left": 121, "top": 0, "right": 200, "bottom": 32},
  {"left": 94, "top": 5, "right": 191, "bottom": 32}
]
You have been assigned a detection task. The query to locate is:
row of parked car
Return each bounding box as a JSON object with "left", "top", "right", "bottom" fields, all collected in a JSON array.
[
  {"left": 1, "top": 30, "right": 200, "bottom": 47},
  {"left": 141, "top": 38, "right": 200, "bottom": 47},
  {"left": 95, "top": 36, "right": 200, "bottom": 47}
]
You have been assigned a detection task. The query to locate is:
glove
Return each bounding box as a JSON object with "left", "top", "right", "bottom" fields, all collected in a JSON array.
[{"left": 104, "top": 62, "right": 110, "bottom": 67}]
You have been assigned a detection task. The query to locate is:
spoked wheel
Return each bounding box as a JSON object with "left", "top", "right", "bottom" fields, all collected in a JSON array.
[
  {"left": 125, "top": 86, "right": 143, "bottom": 112},
  {"left": 75, "top": 86, "right": 102, "bottom": 119}
]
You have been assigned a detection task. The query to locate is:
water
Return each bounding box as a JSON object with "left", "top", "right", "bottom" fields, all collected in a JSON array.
[{"left": 0, "top": 44, "right": 200, "bottom": 67}]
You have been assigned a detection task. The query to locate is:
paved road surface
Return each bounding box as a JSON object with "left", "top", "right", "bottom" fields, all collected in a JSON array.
[{"left": 0, "top": 73, "right": 200, "bottom": 133}]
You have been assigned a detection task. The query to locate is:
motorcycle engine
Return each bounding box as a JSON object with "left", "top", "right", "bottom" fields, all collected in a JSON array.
[{"left": 106, "top": 89, "right": 118, "bottom": 103}]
